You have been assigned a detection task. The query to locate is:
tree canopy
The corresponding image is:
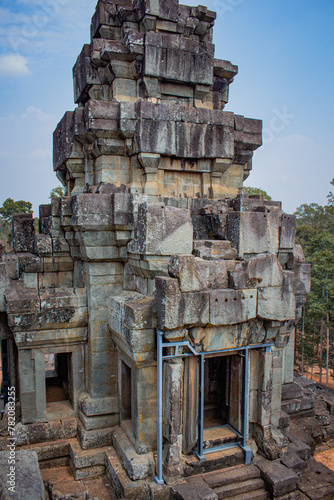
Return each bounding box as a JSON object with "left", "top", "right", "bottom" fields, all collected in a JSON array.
[
  {"left": 294, "top": 180, "right": 334, "bottom": 381},
  {"left": 243, "top": 186, "right": 272, "bottom": 200},
  {"left": 49, "top": 186, "right": 65, "bottom": 199}
]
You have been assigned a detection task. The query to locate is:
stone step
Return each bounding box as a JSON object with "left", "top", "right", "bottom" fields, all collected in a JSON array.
[
  {"left": 281, "top": 450, "right": 306, "bottom": 474},
  {"left": 105, "top": 446, "right": 167, "bottom": 500},
  {"left": 184, "top": 446, "right": 245, "bottom": 477},
  {"left": 287, "top": 421, "right": 316, "bottom": 454},
  {"left": 172, "top": 478, "right": 217, "bottom": 500},
  {"left": 41, "top": 465, "right": 116, "bottom": 500},
  {"left": 223, "top": 489, "right": 269, "bottom": 500},
  {"left": 69, "top": 440, "right": 109, "bottom": 480},
  {"left": 203, "top": 464, "right": 261, "bottom": 489},
  {"left": 69, "top": 440, "right": 109, "bottom": 469},
  {"left": 69, "top": 459, "right": 105, "bottom": 481},
  {"left": 18, "top": 438, "right": 73, "bottom": 469},
  {"left": 214, "top": 478, "right": 266, "bottom": 499},
  {"left": 112, "top": 426, "right": 154, "bottom": 481},
  {"left": 15, "top": 416, "right": 77, "bottom": 447},
  {"left": 203, "top": 426, "right": 239, "bottom": 450},
  {"left": 105, "top": 446, "right": 149, "bottom": 499}
]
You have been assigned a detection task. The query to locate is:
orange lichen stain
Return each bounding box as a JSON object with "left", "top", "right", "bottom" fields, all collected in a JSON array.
[{"left": 315, "top": 447, "right": 334, "bottom": 472}]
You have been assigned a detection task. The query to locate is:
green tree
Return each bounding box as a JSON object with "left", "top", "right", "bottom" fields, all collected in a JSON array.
[
  {"left": 49, "top": 186, "right": 65, "bottom": 199},
  {"left": 295, "top": 180, "right": 334, "bottom": 382},
  {"left": 0, "top": 198, "right": 33, "bottom": 247},
  {"left": 327, "top": 178, "right": 334, "bottom": 206},
  {"left": 243, "top": 186, "right": 272, "bottom": 200},
  {"left": 295, "top": 203, "right": 334, "bottom": 234}
]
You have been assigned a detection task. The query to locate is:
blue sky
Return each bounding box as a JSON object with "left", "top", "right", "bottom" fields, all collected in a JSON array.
[{"left": 0, "top": 0, "right": 333, "bottom": 214}]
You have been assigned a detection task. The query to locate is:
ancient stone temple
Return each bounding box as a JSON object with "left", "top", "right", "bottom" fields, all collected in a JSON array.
[{"left": 0, "top": 0, "right": 316, "bottom": 497}]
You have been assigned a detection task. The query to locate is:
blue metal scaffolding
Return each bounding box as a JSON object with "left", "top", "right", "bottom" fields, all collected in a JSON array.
[{"left": 154, "top": 329, "right": 272, "bottom": 485}]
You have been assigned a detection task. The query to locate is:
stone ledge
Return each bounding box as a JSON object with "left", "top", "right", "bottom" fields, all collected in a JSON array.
[{"left": 112, "top": 426, "right": 154, "bottom": 480}]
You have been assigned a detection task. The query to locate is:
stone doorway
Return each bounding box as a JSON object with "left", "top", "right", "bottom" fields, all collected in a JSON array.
[
  {"left": 202, "top": 353, "right": 243, "bottom": 448},
  {"left": 45, "top": 353, "right": 72, "bottom": 404},
  {"left": 118, "top": 355, "right": 133, "bottom": 436}
]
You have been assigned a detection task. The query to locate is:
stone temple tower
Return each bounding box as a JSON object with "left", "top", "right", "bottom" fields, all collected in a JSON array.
[{"left": 0, "top": 0, "right": 312, "bottom": 494}]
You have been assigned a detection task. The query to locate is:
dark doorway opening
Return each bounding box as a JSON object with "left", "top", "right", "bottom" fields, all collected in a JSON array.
[
  {"left": 120, "top": 359, "right": 132, "bottom": 422},
  {"left": 45, "top": 353, "right": 71, "bottom": 404},
  {"left": 1, "top": 340, "right": 8, "bottom": 416},
  {"left": 204, "top": 355, "right": 229, "bottom": 429},
  {"left": 202, "top": 352, "right": 243, "bottom": 451}
]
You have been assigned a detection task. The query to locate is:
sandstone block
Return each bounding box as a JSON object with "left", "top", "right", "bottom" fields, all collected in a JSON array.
[
  {"left": 209, "top": 288, "right": 257, "bottom": 325},
  {"left": 110, "top": 291, "right": 154, "bottom": 330},
  {"left": 282, "top": 382, "right": 303, "bottom": 401},
  {"left": 293, "top": 263, "right": 311, "bottom": 295},
  {"left": 155, "top": 276, "right": 209, "bottom": 330},
  {"left": 229, "top": 252, "right": 283, "bottom": 289},
  {"left": 2, "top": 254, "right": 19, "bottom": 280},
  {"left": 112, "top": 427, "right": 154, "bottom": 480},
  {"left": 35, "top": 234, "right": 52, "bottom": 256},
  {"left": 18, "top": 254, "right": 43, "bottom": 274},
  {"left": 79, "top": 409, "right": 119, "bottom": 430},
  {"left": 77, "top": 421, "right": 113, "bottom": 450},
  {"left": 112, "top": 192, "right": 133, "bottom": 229},
  {"left": 73, "top": 44, "right": 101, "bottom": 103},
  {"left": 135, "top": 202, "right": 193, "bottom": 256},
  {"left": 163, "top": 361, "right": 183, "bottom": 443},
  {"left": 0, "top": 263, "right": 10, "bottom": 311},
  {"left": 72, "top": 193, "right": 113, "bottom": 231},
  {"left": 0, "top": 451, "right": 44, "bottom": 500},
  {"left": 144, "top": 33, "right": 213, "bottom": 86},
  {"left": 227, "top": 209, "right": 280, "bottom": 257},
  {"left": 293, "top": 244, "right": 305, "bottom": 263},
  {"left": 254, "top": 456, "right": 299, "bottom": 497},
  {"left": 43, "top": 256, "right": 73, "bottom": 273},
  {"left": 193, "top": 240, "right": 237, "bottom": 260},
  {"left": 195, "top": 258, "right": 228, "bottom": 290},
  {"left": 280, "top": 214, "right": 296, "bottom": 249},
  {"left": 168, "top": 254, "right": 201, "bottom": 292},
  {"left": 155, "top": 277, "right": 181, "bottom": 330},
  {"left": 257, "top": 287, "right": 295, "bottom": 321},
  {"left": 12, "top": 214, "right": 36, "bottom": 253}
]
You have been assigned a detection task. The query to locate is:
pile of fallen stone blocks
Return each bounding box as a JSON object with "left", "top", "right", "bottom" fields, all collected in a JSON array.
[{"left": 281, "top": 375, "right": 316, "bottom": 418}]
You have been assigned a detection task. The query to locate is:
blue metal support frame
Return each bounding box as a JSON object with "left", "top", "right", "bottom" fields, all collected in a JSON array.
[
  {"left": 154, "top": 330, "right": 272, "bottom": 484},
  {"left": 154, "top": 331, "right": 164, "bottom": 485},
  {"left": 194, "top": 354, "right": 205, "bottom": 461},
  {"left": 241, "top": 347, "right": 252, "bottom": 463}
]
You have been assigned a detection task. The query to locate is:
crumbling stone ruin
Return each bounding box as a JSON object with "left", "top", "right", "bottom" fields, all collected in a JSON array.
[{"left": 2, "top": 0, "right": 334, "bottom": 498}]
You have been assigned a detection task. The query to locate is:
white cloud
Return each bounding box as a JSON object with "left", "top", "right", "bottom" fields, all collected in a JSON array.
[
  {"left": 0, "top": 53, "right": 30, "bottom": 76},
  {"left": 0, "top": 1, "right": 95, "bottom": 56}
]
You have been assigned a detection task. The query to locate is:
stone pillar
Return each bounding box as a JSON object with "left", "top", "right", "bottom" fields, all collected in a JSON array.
[
  {"left": 132, "top": 365, "right": 157, "bottom": 453},
  {"left": 253, "top": 347, "right": 287, "bottom": 460},
  {"left": 85, "top": 262, "right": 123, "bottom": 399},
  {"left": 76, "top": 257, "right": 124, "bottom": 448},
  {"left": 283, "top": 327, "right": 295, "bottom": 384},
  {"left": 163, "top": 359, "right": 183, "bottom": 483},
  {"left": 271, "top": 348, "right": 284, "bottom": 427},
  {"left": 182, "top": 356, "right": 198, "bottom": 454},
  {"left": 19, "top": 349, "right": 46, "bottom": 424}
]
